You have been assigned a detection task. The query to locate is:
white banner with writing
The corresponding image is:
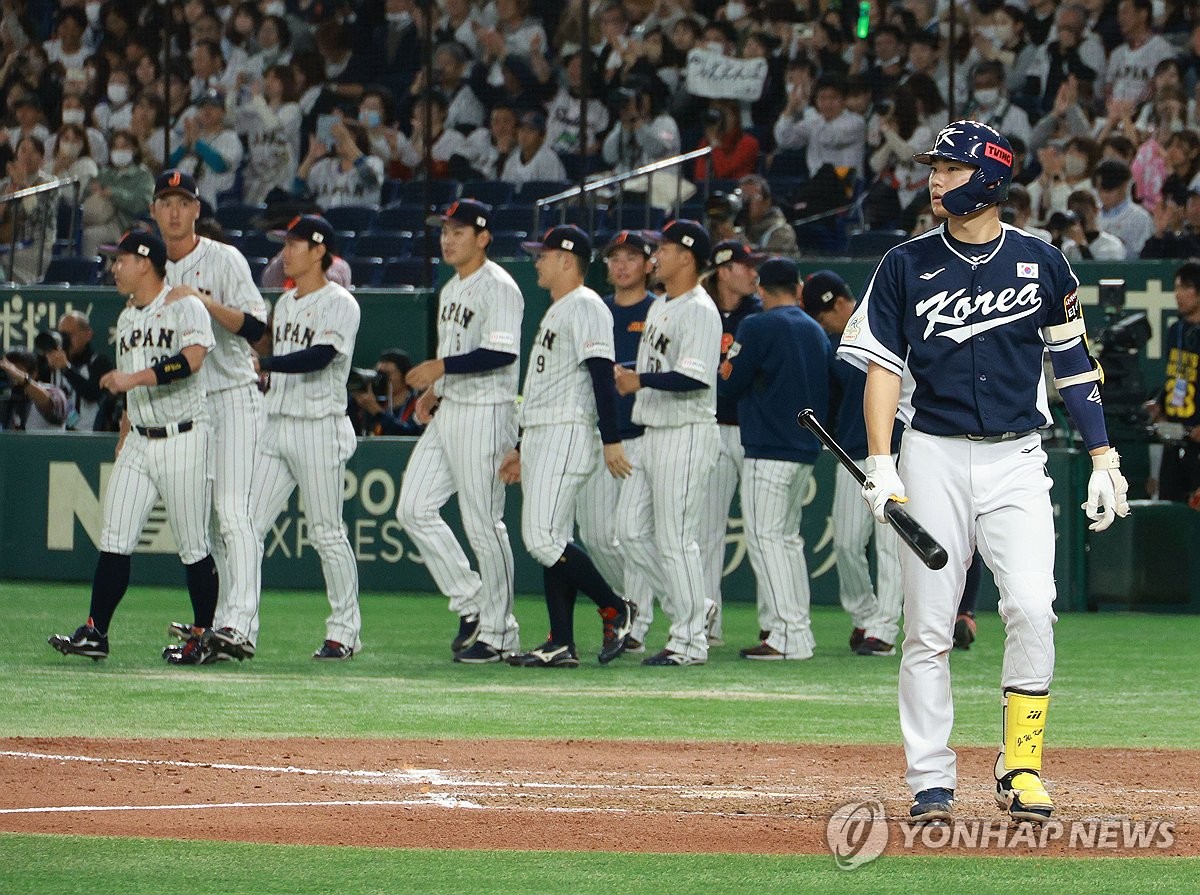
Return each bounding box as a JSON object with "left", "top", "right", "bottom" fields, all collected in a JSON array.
[{"left": 685, "top": 48, "right": 768, "bottom": 102}]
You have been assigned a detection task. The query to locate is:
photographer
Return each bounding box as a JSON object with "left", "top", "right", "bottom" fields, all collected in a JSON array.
[
  {"left": 0, "top": 349, "right": 69, "bottom": 431},
  {"left": 349, "top": 349, "right": 425, "bottom": 437},
  {"left": 41, "top": 311, "right": 116, "bottom": 432},
  {"left": 1148, "top": 262, "right": 1200, "bottom": 505}
]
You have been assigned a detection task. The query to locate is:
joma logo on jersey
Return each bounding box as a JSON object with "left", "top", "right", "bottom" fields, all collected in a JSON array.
[
  {"left": 643, "top": 322, "right": 670, "bottom": 354},
  {"left": 276, "top": 322, "right": 315, "bottom": 349},
  {"left": 119, "top": 327, "right": 174, "bottom": 353},
  {"left": 915, "top": 283, "right": 1042, "bottom": 343},
  {"left": 441, "top": 302, "right": 475, "bottom": 328},
  {"left": 535, "top": 329, "right": 557, "bottom": 351}
]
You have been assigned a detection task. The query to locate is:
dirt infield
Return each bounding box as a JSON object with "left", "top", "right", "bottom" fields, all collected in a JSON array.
[{"left": 1, "top": 738, "right": 1196, "bottom": 857}]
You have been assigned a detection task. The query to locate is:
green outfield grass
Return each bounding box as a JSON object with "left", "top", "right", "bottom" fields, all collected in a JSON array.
[{"left": 4, "top": 582, "right": 1198, "bottom": 747}]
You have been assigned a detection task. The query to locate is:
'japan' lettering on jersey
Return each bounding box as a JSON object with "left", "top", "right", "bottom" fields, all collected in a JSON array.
[
  {"left": 165, "top": 236, "right": 268, "bottom": 394},
  {"left": 633, "top": 285, "right": 721, "bottom": 428},
  {"left": 519, "top": 286, "right": 615, "bottom": 428},
  {"left": 436, "top": 259, "right": 523, "bottom": 404},
  {"left": 117, "top": 287, "right": 214, "bottom": 428},
  {"left": 837, "top": 223, "right": 1081, "bottom": 436},
  {"left": 266, "top": 281, "right": 361, "bottom": 418}
]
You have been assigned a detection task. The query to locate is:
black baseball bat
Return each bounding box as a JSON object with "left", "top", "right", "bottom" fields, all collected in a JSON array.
[{"left": 797, "top": 408, "right": 948, "bottom": 571}]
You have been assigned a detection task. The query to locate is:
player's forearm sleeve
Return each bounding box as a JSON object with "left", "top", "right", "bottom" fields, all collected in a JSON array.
[
  {"left": 638, "top": 371, "right": 707, "bottom": 392},
  {"left": 442, "top": 348, "right": 516, "bottom": 374},
  {"left": 584, "top": 356, "right": 620, "bottom": 444},
  {"left": 259, "top": 344, "right": 337, "bottom": 374},
  {"left": 1051, "top": 343, "right": 1109, "bottom": 450},
  {"left": 236, "top": 314, "right": 267, "bottom": 342}
]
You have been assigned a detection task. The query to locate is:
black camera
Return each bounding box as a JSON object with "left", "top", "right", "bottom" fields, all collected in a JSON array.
[
  {"left": 1092, "top": 279, "right": 1151, "bottom": 416},
  {"left": 705, "top": 189, "right": 744, "bottom": 224},
  {"left": 347, "top": 366, "right": 388, "bottom": 399},
  {"left": 34, "top": 330, "right": 68, "bottom": 354}
]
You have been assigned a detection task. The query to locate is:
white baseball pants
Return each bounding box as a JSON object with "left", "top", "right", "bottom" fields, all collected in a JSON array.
[
  {"left": 698, "top": 424, "right": 743, "bottom": 640},
  {"left": 520, "top": 423, "right": 599, "bottom": 567}
]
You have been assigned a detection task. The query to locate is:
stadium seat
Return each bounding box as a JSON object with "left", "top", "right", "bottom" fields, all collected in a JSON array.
[
  {"left": 374, "top": 204, "right": 431, "bottom": 232},
  {"left": 347, "top": 256, "right": 385, "bottom": 288},
  {"left": 458, "top": 180, "right": 515, "bottom": 208},
  {"left": 846, "top": 229, "right": 909, "bottom": 258},
  {"left": 240, "top": 229, "right": 279, "bottom": 260},
  {"left": 246, "top": 256, "right": 269, "bottom": 286},
  {"left": 214, "top": 202, "right": 266, "bottom": 232},
  {"left": 353, "top": 232, "right": 412, "bottom": 260},
  {"left": 488, "top": 205, "right": 538, "bottom": 234},
  {"left": 489, "top": 231, "right": 529, "bottom": 258},
  {"left": 515, "top": 180, "right": 573, "bottom": 203},
  {"left": 322, "top": 205, "right": 379, "bottom": 233},
  {"left": 41, "top": 255, "right": 103, "bottom": 285},
  {"left": 383, "top": 257, "right": 438, "bottom": 287},
  {"left": 387, "top": 179, "right": 461, "bottom": 209},
  {"left": 611, "top": 204, "right": 666, "bottom": 231}
]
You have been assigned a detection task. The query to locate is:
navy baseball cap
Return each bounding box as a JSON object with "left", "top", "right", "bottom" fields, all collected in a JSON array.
[
  {"left": 426, "top": 198, "right": 492, "bottom": 230},
  {"left": 757, "top": 256, "right": 801, "bottom": 290},
  {"left": 270, "top": 214, "right": 336, "bottom": 249},
  {"left": 196, "top": 87, "right": 225, "bottom": 108},
  {"left": 154, "top": 169, "right": 199, "bottom": 201},
  {"left": 711, "top": 239, "right": 765, "bottom": 268},
  {"left": 801, "top": 269, "right": 851, "bottom": 313},
  {"left": 522, "top": 224, "right": 592, "bottom": 259},
  {"left": 603, "top": 230, "right": 655, "bottom": 258},
  {"left": 659, "top": 219, "right": 711, "bottom": 266},
  {"left": 114, "top": 229, "right": 167, "bottom": 268}
]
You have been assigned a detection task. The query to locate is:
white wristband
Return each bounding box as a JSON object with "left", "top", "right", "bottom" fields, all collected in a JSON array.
[{"left": 1091, "top": 449, "right": 1121, "bottom": 470}]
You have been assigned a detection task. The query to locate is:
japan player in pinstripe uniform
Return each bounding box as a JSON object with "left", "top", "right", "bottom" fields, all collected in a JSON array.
[
  {"left": 838, "top": 121, "right": 1130, "bottom": 823},
  {"left": 49, "top": 231, "right": 219, "bottom": 664},
  {"left": 250, "top": 215, "right": 363, "bottom": 659},
  {"left": 397, "top": 199, "right": 522, "bottom": 664},
  {"left": 699, "top": 239, "right": 763, "bottom": 646},
  {"left": 577, "top": 230, "right": 658, "bottom": 651},
  {"left": 498, "top": 225, "right": 637, "bottom": 667},
  {"left": 614, "top": 220, "right": 721, "bottom": 666},
  {"left": 151, "top": 170, "right": 268, "bottom": 662},
  {"left": 717, "top": 257, "right": 830, "bottom": 661},
  {"left": 803, "top": 270, "right": 904, "bottom": 657}
]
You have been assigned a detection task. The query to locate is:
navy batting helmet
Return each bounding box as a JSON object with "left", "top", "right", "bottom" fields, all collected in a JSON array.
[{"left": 912, "top": 120, "right": 1013, "bottom": 216}]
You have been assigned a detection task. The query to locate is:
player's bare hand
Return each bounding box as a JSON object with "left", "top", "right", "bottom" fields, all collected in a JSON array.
[
  {"left": 498, "top": 448, "right": 521, "bottom": 484},
  {"left": 164, "top": 284, "right": 198, "bottom": 305},
  {"left": 414, "top": 387, "right": 439, "bottom": 424},
  {"left": 406, "top": 359, "right": 445, "bottom": 390},
  {"left": 45, "top": 347, "right": 69, "bottom": 371},
  {"left": 100, "top": 370, "right": 138, "bottom": 394},
  {"left": 603, "top": 442, "right": 632, "bottom": 479},
  {"left": 614, "top": 364, "right": 640, "bottom": 395}
]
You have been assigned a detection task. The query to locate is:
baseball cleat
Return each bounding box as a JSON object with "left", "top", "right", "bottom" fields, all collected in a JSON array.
[
  {"left": 597, "top": 600, "right": 637, "bottom": 664},
  {"left": 641, "top": 649, "right": 705, "bottom": 666},
  {"left": 313, "top": 640, "right": 355, "bottom": 660},
  {"left": 849, "top": 627, "right": 867, "bottom": 651},
  {"left": 451, "top": 613, "right": 481, "bottom": 653},
  {"left": 624, "top": 637, "right": 645, "bottom": 654},
  {"left": 48, "top": 621, "right": 108, "bottom": 661},
  {"left": 453, "top": 641, "right": 504, "bottom": 664},
  {"left": 953, "top": 613, "right": 977, "bottom": 650},
  {"left": 854, "top": 637, "right": 896, "bottom": 657},
  {"left": 508, "top": 641, "right": 580, "bottom": 668},
  {"left": 740, "top": 641, "right": 785, "bottom": 660},
  {"left": 167, "top": 621, "right": 194, "bottom": 642},
  {"left": 164, "top": 631, "right": 217, "bottom": 665},
  {"left": 910, "top": 787, "right": 954, "bottom": 822},
  {"left": 995, "top": 770, "right": 1053, "bottom": 822},
  {"left": 211, "top": 626, "right": 256, "bottom": 660}
]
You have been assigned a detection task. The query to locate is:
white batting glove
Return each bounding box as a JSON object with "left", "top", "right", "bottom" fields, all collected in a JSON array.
[
  {"left": 1083, "top": 449, "right": 1130, "bottom": 532},
  {"left": 862, "top": 454, "right": 907, "bottom": 525}
]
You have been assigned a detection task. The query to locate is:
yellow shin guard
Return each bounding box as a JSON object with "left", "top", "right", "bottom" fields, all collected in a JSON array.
[{"left": 995, "top": 689, "right": 1053, "bottom": 821}]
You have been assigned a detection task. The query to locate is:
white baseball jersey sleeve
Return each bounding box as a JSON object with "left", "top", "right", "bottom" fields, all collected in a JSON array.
[
  {"left": 166, "top": 236, "right": 268, "bottom": 395},
  {"left": 436, "top": 259, "right": 523, "bottom": 404},
  {"left": 519, "top": 285, "right": 614, "bottom": 428},
  {"left": 117, "top": 287, "right": 214, "bottom": 428},
  {"left": 265, "top": 281, "right": 361, "bottom": 418},
  {"left": 632, "top": 285, "right": 721, "bottom": 427}
]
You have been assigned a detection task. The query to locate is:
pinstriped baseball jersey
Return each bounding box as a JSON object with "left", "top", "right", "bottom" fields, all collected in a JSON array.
[
  {"left": 266, "top": 282, "right": 361, "bottom": 418},
  {"left": 436, "top": 259, "right": 523, "bottom": 404},
  {"left": 519, "top": 285, "right": 614, "bottom": 428},
  {"left": 632, "top": 285, "right": 721, "bottom": 427},
  {"left": 165, "top": 236, "right": 267, "bottom": 394},
  {"left": 117, "top": 287, "right": 214, "bottom": 427}
]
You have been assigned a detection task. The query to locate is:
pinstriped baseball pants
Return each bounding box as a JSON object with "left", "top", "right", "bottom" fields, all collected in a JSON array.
[
  {"left": 832, "top": 460, "right": 904, "bottom": 642},
  {"left": 698, "top": 424, "right": 744, "bottom": 640}
]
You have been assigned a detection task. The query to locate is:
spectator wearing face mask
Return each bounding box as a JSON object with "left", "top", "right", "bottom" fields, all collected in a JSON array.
[
  {"left": 81, "top": 130, "right": 154, "bottom": 258},
  {"left": 963, "top": 61, "right": 1031, "bottom": 146},
  {"left": 93, "top": 69, "right": 135, "bottom": 137},
  {"left": 48, "top": 121, "right": 98, "bottom": 200},
  {"left": 966, "top": 4, "right": 1041, "bottom": 111},
  {"left": 54, "top": 92, "right": 108, "bottom": 165}
]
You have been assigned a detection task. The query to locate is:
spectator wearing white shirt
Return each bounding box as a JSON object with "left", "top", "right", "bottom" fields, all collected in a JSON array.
[
  {"left": 246, "top": 15, "right": 293, "bottom": 76},
  {"left": 435, "top": 0, "right": 482, "bottom": 57},
  {"left": 128, "top": 94, "right": 168, "bottom": 174},
  {"left": 1094, "top": 158, "right": 1154, "bottom": 256},
  {"left": 92, "top": 69, "right": 135, "bottom": 137},
  {"left": 48, "top": 122, "right": 98, "bottom": 201},
  {"left": 1104, "top": 0, "right": 1177, "bottom": 105},
  {"left": 5, "top": 93, "right": 51, "bottom": 150},
  {"left": 296, "top": 118, "right": 385, "bottom": 209},
  {"left": 395, "top": 93, "right": 470, "bottom": 181},
  {"left": 961, "top": 60, "right": 1032, "bottom": 147},
  {"left": 500, "top": 110, "right": 567, "bottom": 187},
  {"left": 463, "top": 104, "right": 519, "bottom": 180},
  {"left": 1062, "top": 189, "right": 1128, "bottom": 260},
  {"left": 407, "top": 42, "right": 486, "bottom": 132},
  {"left": 773, "top": 74, "right": 867, "bottom": 178},
  {"left": 49, "top": 92, "right": 108, "bottom": 167},
  {"left": 44, "top": 7, "right": 91, "bottom": 76},
  {"left": 235, "top": 64, "right": 303, "bottom": 203},
  {"left": 168, "top": 89, "right": 244, "bottom": 208}
]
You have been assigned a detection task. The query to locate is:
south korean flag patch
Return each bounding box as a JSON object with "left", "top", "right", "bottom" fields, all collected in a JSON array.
[{"left": 1017, "top": 262, "right": 1039, "bottom": 279}]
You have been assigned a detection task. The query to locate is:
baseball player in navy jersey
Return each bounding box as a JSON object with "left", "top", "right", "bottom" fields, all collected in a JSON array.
[
  {"left": 49, "top": 231, "right": 219, "bottom": 664},
  {"left": 577, "top": 230, "right": 658, "bottom": 651},
  {"left": 803, "top": 270, "right": 904, "bottom": 657},
  {"left": 396, "top": 199, "right": 522, "bottom": 664},
  {"left": 151, "top": 169, "right": 268, "bottom": 662},
  {"left": 717, "top": 257, "right": 830, "bottom": 660},
  {"left": 498, "top": 225, "right": 637, "bottom": 667},
  {"left": 614, "top": 219, "right": 721, "bottom": 666},
  {"left": 250, "top": 215, "right": 363, "bottom": 659},
  {"left": 837, "top": 120, "right": 1130, "bottom": 823},
  {"left": 699, "top": 239, "right": 763, "bottom": 646}
]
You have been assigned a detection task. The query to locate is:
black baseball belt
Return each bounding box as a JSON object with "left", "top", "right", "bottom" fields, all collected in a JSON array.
[
  {"left": 136, "top": 420, "right": 194, "bottom": 439},
  {"left": 953, "top": 428, "right": 1039, "bottom": 443}
]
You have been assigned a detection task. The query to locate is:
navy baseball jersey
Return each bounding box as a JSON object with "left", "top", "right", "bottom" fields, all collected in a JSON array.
[
  {"left": 716, "top": 294, "right": 763, "bottom": 425},
  {"left": 837, "top": 223, "right": 1081, "bottom": 436},
  {"left": 717, "top": 304, "right": 831, "bottom": 464},
  {"left": 606, "top": 292, "right": 655, "bottom": 440}
]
